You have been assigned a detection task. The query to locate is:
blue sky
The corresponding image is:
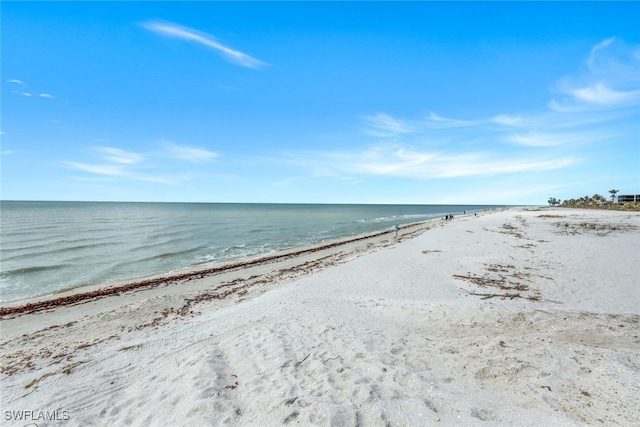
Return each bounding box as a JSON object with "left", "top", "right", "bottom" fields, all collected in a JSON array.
[{"left": 2, "top": 1, "right": 639, "bottom": 204}]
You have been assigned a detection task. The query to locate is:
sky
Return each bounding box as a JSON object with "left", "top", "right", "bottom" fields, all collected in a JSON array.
[{"left": 2, "top": 1, "right": 639, "bottom": 205}]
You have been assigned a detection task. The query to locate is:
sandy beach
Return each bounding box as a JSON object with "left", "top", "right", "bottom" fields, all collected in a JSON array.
[{"left": 1, "top": 207, "right": 639, "bottom": 426}]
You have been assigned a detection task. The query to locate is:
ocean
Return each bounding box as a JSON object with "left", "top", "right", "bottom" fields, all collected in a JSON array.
[{"left": 0, "top": 201, "right": 501, "bottom": 303}]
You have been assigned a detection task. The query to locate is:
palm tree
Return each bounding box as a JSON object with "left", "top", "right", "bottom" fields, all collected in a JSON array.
[{"left": 609, "top": 189, "right": 619, "bottom": 203}]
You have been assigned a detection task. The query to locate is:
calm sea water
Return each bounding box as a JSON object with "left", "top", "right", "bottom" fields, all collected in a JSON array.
[{"left": 0, "top": 201, "right": 500, "bottom": 303}]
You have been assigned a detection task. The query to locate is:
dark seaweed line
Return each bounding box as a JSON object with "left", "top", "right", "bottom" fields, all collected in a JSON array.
[{"left": 0, "top": 224, "right": 418, "bottom": 318}]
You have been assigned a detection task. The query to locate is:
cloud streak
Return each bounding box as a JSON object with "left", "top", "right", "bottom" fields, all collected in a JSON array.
[
  {"left": 65, "top": 143, "right": 217, "bottom": 184},
  {"left": 65, "top": 162, "right": 128, "bottom": 178},
  {"left": 426, "top": 112, "right": 486, "bottom": 129},
  {"left": 504, "top": 132, "right": 583, "bottom": 148},
  {"left": 363, "top": 113, "right": 413, "bottom": 137},
  {"left": 492, "top": 114, "right": 522, "bottom": 126},
  {"left": 96, "top": 147, "right": 145, "bottom": 164},
  {"left": 7, "top": 79, "right": 58, "bottom": 100},
  {"left": 277, "top": 38, "right": 637, "bottom": 186},
  {"left": 163, "top": 142, "right": 218, "bottom": 162},
  {"left": 142, "top": 21, "right": 267, "bottom": 69},
  {"left": 570, "top": 82, "right": 640, "bottom": 106},
  {"left": 552, "top": 37, "right": 640, "bottom": 111},
  {"left": 287, "top": 147, "right": 574, "bottom": 181}
]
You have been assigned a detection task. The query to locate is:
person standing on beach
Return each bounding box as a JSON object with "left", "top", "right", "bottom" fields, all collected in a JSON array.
[{"left": 394, "top": 224, "right": 400, "bottom": 238}]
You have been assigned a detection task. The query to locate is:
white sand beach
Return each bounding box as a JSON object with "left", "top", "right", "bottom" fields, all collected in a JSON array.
[{"left": 1, "top": 207, "right": 639, "bottom": 426}]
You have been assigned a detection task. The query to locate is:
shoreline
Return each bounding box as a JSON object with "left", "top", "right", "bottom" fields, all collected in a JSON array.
[
  {"left": 1, "top": 202, "right": 498, "bottom": 306},
  {"left": 2, "top": 207, "right": 638, "bottom": 426},
  {"left": 0, "top": 213, "right": 453, "bottom": 318}
]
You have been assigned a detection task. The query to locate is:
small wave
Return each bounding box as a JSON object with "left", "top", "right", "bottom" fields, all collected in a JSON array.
[
  {"left": 1, "top": 264, "right": 69, "bottom": 276},
  {"left": 133, "top": 233, "right": 202, "bottom": 251},
  {"left": 0, "top": 240, "right": 120, "bottom": 261},
  {"left": 228, "top": 244, "right": 247, "bottom": 249},
  {"left": 141, "top": 228, "right": 194, "bottom": 242},
  {"left": 135, "top": 246, "right": 204, "bottom": 263},
  {"left": 194, "top": 244, "right": 272, "bottom": 265},
  {"left": 356, "top": 213, "right": 437, "bottom": 223}
]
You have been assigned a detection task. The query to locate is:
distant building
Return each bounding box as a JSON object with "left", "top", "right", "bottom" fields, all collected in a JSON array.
[{"left": 617, "top": 194, "right": 640, "bottom": 204}]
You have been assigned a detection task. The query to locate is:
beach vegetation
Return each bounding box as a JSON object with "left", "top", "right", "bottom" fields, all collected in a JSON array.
[
  {"left": 553, "top": 221, "right": 637, "bottom": 236},
  {"left": 548, "top": 192, "right": 640, "bottom": 211}
]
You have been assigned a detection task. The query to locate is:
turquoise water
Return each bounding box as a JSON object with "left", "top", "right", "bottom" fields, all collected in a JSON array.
[{"left": 0, "top": 201, "right": 501, "bottom": 303}]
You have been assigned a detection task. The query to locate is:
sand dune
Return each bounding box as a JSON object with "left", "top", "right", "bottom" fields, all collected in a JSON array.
[{"left": 1, "top": 207, "right": 639, "bottom": 426}]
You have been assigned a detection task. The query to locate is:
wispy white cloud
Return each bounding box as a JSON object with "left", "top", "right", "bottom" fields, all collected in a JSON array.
[
  {"left": 552, "top": 37, "right": 640, "bottom": 111},
  {"left": 7, "top": 79, "right": 58, "bottom": 100},
  {"left": 142, "top": 20, "right": 267, "bottom": 69},
  {"left": 64, "top": 161, "right": 188, "bottom": 184},
  {"left": 351, "top": 147, "right": 438, "bottom": 176},
  {"left": 65, "top": 143, "right": 218, "bottom": 184},
  {"left": 505, "top": 132, "right": 581, "bottom": 147},
  {"left": 164, "top": 142, "right": 218, "bottom": 162},
  {"left": 96, "top": 147, "right": 144, "bottom": 164},
  {"left": 277, "top": 38, "right": 638, "bottom": 187},
  {"left": 362, "top": 113, "right": 413, "bottom": 137},
  {"left": 587, "top": 37, "right": 615, "bottom": 69},
  {"left": 363, "top": 110, "right": 489, "bottom": 135},
  {"left": 64, "top": 162, "right": 128, "bottom": 177},
  {"left": 315, "top": 147, "right": 574, "bottom": 179},
  {"left": 426, "top": 111, "right": 486, "bottom": 128},
  {"left": 65, "top": 147, "right": 141, "bottom": 179},
  {"left": 492, "top": 114, "right": 522, "bottom": 126},
  {"left": 570, "top": 82, "right": 640, "bottom": 106}
]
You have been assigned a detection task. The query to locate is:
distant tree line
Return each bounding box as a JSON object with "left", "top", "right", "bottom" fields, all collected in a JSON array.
[{"left": 548, "top": 189, "right": 639, "bottom": 210}]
